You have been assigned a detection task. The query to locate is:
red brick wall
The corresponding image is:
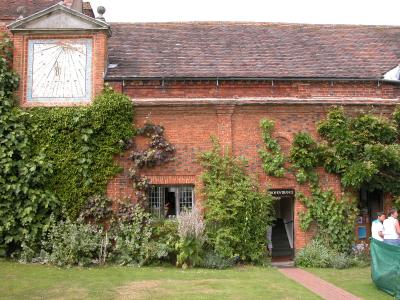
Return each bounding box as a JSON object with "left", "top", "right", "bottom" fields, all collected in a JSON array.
[
  {"left": 12, "top": 31, "right": 107, "bottom": 107},
  {"left": 7, "top": 20, "right": 400, "bottom": 250},
  {"left": 108, "top": 79, "right": 400, "bottom": 100},
  {"left": 0, "top": 21, "right": 7, "bottom": 34},
  {"left": 106, "top": 79, "right": 399, "bottom": 250}
]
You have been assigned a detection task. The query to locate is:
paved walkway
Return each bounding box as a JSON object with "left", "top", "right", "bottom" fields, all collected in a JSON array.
[{"left": 278, "top": 267, "right": 363, "bottom": 300}]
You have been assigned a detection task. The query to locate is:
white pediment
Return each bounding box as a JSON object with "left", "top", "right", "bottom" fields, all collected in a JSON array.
[{"left": 8, "top": 3, "right": 111, "bottom": 35}]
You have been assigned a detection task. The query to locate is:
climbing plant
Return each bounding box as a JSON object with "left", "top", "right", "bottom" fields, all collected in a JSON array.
[
  {"left": 290, "top": 132, "right": 359, "bottom": 252},
  {"left": 0, "top": 36, "right": 58, "bottom": 256},
  {"left": 258, "top": 119, "right": 286, "bottom": 177},
  {"left": 318, "top": 106, "right": 400, "bottom": 194},
  {"left": 29, "top": 87, "right": 135, "bottom": 218},
  {"left": 287, "top": 106, "right": 400, "bottom": 252},
  {"left": 297, "top": 187, "right": 359, "bottom": 253},
  {"left": 0, "top": 36, "right": 19, "bottom": 99},
  {"left": 200, "top": 138, "right": 275, "bottom": 263},
  {"left": 289, "top": 132, "right": 323, "bottom": 185},
  {"left": 128, "top": 122, "right": 175, "bottom": 206}
]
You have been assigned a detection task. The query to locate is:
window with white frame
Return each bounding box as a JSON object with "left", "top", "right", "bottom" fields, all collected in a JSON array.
[{"left": 148, "top": 185, "right": 194, "bottom": 218}]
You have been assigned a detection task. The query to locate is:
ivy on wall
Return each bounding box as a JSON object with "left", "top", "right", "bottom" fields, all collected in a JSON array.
[
  {"left": 258, "top": 119, "right": 286, "bottom": 177},
  {"left": 258, "top": 107, "right": 400, "bottom": 252},
  {"left": 289, "top": 107, "right": 400, "bottom": 251},
  {"left": 317, "top": 106, "right": 400, "bottom": 194},
  {"left": 0, "top": 36, "right": 58, "bottom": 256},
  {"left": 0, "top": 36, "right": 18, "bottom": 99},
  {"left": 289, "top": 132, "right": 322, "bottom": 185},
  {"left": 297, "top": 187, "right": 358, "bottom": 253},
  {"left": 29, "top": 87, "right": 135, "bottom": 218}
]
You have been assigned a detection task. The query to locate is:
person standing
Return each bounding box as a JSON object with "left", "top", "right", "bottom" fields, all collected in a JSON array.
[
  {"left": 371, "top": 212, "right": 385, "bottom": 241},
  {"left": 383, "top": 208, "right": 400, "bottom": 246},
  {"left": 266, "top": 226, "right": 273, "bottom": 255}
]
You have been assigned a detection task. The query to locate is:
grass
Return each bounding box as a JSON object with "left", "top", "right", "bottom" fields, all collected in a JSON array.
[
  {"left": 0, "top": 260, "right": 321, "bottom": 300},
  {"left": 307, "top": 267, "right": 394, "bottom": 300}
]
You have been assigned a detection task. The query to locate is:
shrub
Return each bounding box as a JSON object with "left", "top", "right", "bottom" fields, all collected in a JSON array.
[
  {"left": 351, "top": 242, "right": 370, "bottom": 267},
  {"left": 20, "top": 197, "right": 182, "bottom": 267},
  {"left": 109, "top": 203, "right": 152, "bottom": 266},
  {"left": 176, "top": 208, "right": 205, "bottom": 268},
  {"left": 330, "top": 252, "right": 353, "bottom": 269},
  {"left": 295, "top": 240, "right": 356, "bottom": 269},
  {"left": 147, "top": 219, "right": 179, "bottom": 264},
  {"left": 80, "top": 194, "right": 113, "bottom": 223},
  {"left": 295, "top": 240, "right": 334, "bottom": 268},
  {"left": 200, "top": 138, "right": 275, "bottom": 264},
  {"left": 199, "top": 251, "right": 237, "bottom": 269},
  {"left": 39, "top": 217, "right": 104, "bottom": 267}
]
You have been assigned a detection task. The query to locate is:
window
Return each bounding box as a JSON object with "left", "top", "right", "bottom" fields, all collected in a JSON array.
[{"left": 148, "top": 185, "right": 194, "bottom": 218}]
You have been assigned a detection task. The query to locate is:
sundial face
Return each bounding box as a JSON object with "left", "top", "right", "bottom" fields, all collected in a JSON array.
[{"left": 27, "top": 39, "right": 92, "bottom": 102}]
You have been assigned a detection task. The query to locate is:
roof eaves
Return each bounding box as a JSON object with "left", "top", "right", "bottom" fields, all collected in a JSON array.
[{"left": 104, "top": 75, "right": 391, "bottom": 82}]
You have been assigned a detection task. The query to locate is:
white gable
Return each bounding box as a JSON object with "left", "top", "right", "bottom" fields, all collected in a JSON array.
[
  {"left": 8, "top": 3, "right": 111, "bottom": 35},
  {"left": 21, "top": 10, "right": 99, "bottom": 29},
  {"left": 383, "top": 65, "right": 400, "bottom": 81}
]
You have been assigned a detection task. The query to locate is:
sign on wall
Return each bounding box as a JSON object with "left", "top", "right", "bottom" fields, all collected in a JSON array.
[{"left": 269, "top": 189, "right": 295, "bottom": 197}]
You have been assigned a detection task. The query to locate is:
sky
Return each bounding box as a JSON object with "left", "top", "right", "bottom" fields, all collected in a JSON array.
[{"left": 89, "top": 0, "right": 400, "bottom": 25}]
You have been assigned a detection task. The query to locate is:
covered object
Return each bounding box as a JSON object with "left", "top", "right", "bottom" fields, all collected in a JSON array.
[{"left": 370, "top": 238, "right": 400, "bottom": 298}]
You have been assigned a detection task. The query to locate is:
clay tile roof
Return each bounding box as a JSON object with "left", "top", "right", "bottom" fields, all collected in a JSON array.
[
  {"left": 107, "top": 22, "right": 400, "bottom": 80},
  {"left": 0, "top": 0, "right": 60, "bottom": 19}
]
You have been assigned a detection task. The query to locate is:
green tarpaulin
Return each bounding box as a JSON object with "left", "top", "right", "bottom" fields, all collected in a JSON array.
[{"left": 370, "top": 238, "right": 400, "bottom": 299}]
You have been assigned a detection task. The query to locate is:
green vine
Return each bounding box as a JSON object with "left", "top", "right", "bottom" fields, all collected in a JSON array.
[
  {"left": 289, "top": 132, "right": 322, "bottom": 185},
  {"left": 0, "top": 35, "right": 19, "bottom": 99},
  {"left": 289, "top": 106, "right": 400, "bottom": 252},
  {"left": 258, "top": 119, "right": 286, "bottom": 177},
  {"left": 29, "top": 87, "right": 135, "bottom": 219},
  {"left": 289, "top": 130, "right": 359, "bottom": 252},
  {"left": 318, "top": 107, "right": 400, "bottom": 194},
  {"left": 297, "top": 187, "right": 358, "bottom": 253},
  {"left": 0, "top": 36, "right": 57, "bottom": 256},
  {"left": 200, "top": 138, "right": 275, "bottom": 263}
]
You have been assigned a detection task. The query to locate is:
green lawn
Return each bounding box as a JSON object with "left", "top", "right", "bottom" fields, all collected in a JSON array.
[
  {"left": 307, "top": 267, "right": 394, "bottom": 300},
  {"left": 0, "top": 260, "right": 320, "bottom": 300}
]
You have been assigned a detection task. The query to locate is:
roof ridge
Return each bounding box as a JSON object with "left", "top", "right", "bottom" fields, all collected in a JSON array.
[{"left": 109, "top": 21, "right": 400, "bottom": 29}]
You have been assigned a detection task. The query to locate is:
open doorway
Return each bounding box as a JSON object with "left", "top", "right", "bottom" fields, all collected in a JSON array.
[
  {"left": 357, "top": 188, "right": 383, "bottom": 242},
  {"left": 269, "top": 189, "right": 295, "bottom": 260}
]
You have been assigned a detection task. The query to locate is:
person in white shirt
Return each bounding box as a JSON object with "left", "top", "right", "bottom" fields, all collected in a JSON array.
[
  {"left": 371, "top": 212, "right": 385, "bottom": 242},
  {"left": 383, "top": 208, "right": 400, "bottom": 246}
]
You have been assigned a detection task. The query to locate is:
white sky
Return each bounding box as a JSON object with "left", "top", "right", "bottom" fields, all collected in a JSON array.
[{"left": 89, "top": 0, "right": 400, "bottom": 25}]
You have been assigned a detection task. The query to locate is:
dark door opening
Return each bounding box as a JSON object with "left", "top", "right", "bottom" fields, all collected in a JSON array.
[
  {"left": 269, "top": 189, "right": 295, "bottom": 260},
  {"left": 358, "top": 188, "right": 383, "bottom": 241}
]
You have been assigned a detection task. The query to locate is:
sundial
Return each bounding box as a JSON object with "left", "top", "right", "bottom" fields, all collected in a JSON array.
[{"left": 27, "top": 39, "right": 92, "bottom": 102}]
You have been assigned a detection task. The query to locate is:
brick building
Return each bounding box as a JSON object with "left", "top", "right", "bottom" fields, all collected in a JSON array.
[{"left": 2, "top": 0, "right": 400, "bottom": 257}]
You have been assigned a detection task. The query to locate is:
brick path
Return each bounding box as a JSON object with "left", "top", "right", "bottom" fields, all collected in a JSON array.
[{"left": 278, "top": 267, "right": 363, "bottom": 300}]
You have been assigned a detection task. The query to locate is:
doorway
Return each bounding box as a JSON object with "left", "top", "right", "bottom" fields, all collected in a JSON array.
[
  {"left": 358, "top": 188, "right": 383, "bottom": 241},
  {"left": 269, "top": 189, "right": 295, "bottom": 259}
]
